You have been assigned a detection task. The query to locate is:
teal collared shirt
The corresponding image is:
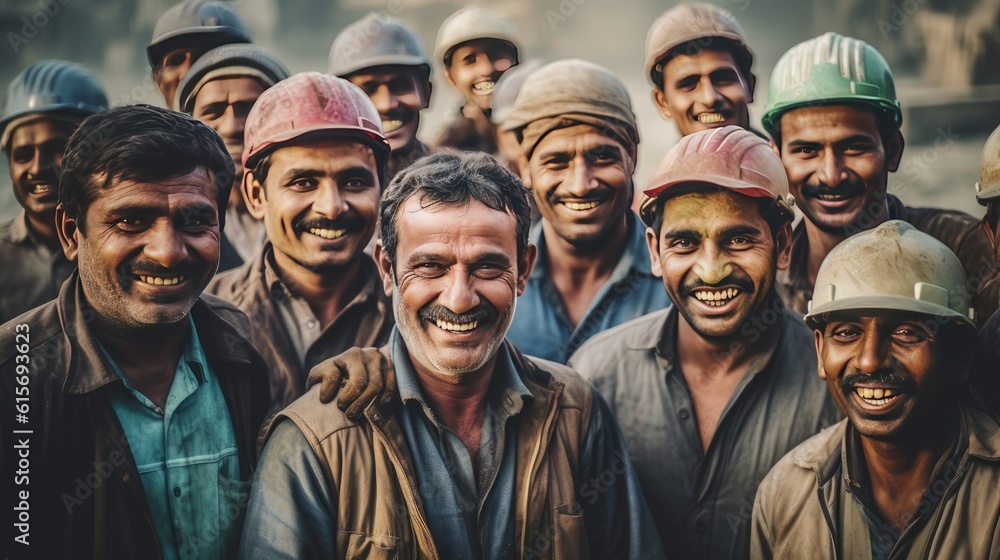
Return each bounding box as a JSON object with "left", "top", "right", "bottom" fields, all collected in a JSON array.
[{"left": 104, "top": 317, "right": 245, "bottom": 560}]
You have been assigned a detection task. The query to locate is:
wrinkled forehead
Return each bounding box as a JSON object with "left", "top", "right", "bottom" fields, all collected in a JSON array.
[{"left": 659, "top": 188, "right": 763, "bottom": 230}]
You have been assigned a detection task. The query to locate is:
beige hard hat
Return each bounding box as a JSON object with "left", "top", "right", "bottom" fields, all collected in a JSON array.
[
  {"left": 975, "top": 123, "right": 1000, "bottom": 205},
  {"left": 639, "top": 125, "right": 793, "bottom": 227},
  {"left": 644, "top": 3, "right": 752, "bottom": 88},
  {"left": 434, "top": 7, "right": 522, "bottom": 66},
  {"left": 804, "top": 220, "right": 976, "bottom": 329}
]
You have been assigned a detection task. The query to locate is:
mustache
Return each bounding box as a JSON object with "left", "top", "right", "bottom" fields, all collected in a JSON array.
[
  {"left": 381, "top": 107, "right": 417, "bottom": 122},
  {"left": 297, "top": 214, "right": 366, "bottom": 234},
  {"left": 119, "top": 260, "right": 199, "bottom": 280},
  {"left": 680, "top": 275, "right": 755, "bottom": 298},
  {"left": 800, "top": 179, "right": 866, "bottom": 199},
  {"left": 839, "top": 371, "right": 917, "bottom": 394},
  {"left": 418, "top": 302, "right": 499, "bottom": 325}
]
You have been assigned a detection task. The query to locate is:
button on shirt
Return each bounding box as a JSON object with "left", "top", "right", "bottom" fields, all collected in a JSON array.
[
  {"left": 105, "top": 318, "right": 245, "bottom": 560},
  {"left": 0, "top": 211, "right": 75, "bottom": 323},
  {"left": 391, "top": 329, "right": 530, "bottom": 560},
  {"left": 507, "top": 212, "right": 671, "bottom": 363},
  {"left": 570, "top": 303, "right": 842, "bottom": 559}
]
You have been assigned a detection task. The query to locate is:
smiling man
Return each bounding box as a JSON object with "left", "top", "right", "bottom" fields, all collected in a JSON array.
[
  {"left": 752, "top": 220, "right": 1000, "bottom": 560},
  {"left": 644, "top": 3, "right": 760, "bottom": 138},
  {"left": 240, "top": 152, "right": 665, "bottom": 559},
  {"left": 570, "top": 126, "right": 840, "bottom": 559},
  {"left": 0, "top": 61, "right": 108, "bottom": 324},
  {"left": 331, "top": 13, "right": 437, "bottom": 185},
  {"left": 0, "top": 105, "right": 269, "bottom": 559},
  {"left": 207, "top": 72, "right": 394, "bottom": 421},
  {"left": 434, "top": 6, "right": 521, "bottom": 153},
  {"left": 147, "top": 0, "right": 251, "bottom": 110},
  {"left": 177, "top": 43, "right": 290, "bottom": 270},
  {"left": 763, "top": 32, "right": 998, "bottom": 324},
  {"left": 502, "top": 59, "right": 671, "bottom": 363}
]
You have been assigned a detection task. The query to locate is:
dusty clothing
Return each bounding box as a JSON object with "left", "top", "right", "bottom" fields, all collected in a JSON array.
[
  {"left": 207, "top": 244, "right": 393, "bottom": 418},
  {"left": 224, "top": 205, "right": 266, "bottom": 264},
  {"left": 506, "top": 213, "right": 671, "bottom": 363},
  {"left": 239, "top": 335, "right": 666, "bottom": 559},
  {"left": 969, "top": 309, "right": 1000, "bottom": 417},
  {"left": 0, "top": 211, "right": 75, "bottom": 324},
  {"left": 386, "top": 138, "right": 436, "bottom": 185},
  {"left": 435, "top": 106, "right": 497, "bottom": 154},
  {"left": 777, "top": 194, "right": 1000, "bottom": 325},
  {"left": 569, "top": 303, "right": 841, "bottom": 560},
  {"left": 751, "top": 404, "right": 1000, "bottom": 560},
  {"left": 0, "top": 274, "right": 269, "bottom": 560}
]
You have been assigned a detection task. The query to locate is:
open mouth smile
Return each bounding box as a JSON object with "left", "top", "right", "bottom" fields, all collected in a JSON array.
[
  {"left": 854, "top": 386, "right": 902, "bottom": 407},
  {"left": 692, "top": 287, "right": 741, "bottom": 307},
  {"left": 382, "top": 119, "right": 404, "bottom": 133},
  {"left": 697, "top": 113, "right": 726, "bottom": 124},
  {"left": 137, "top": 274, "right": 185, "bottom": 286},
  {"left": 473, "top": 81, "right": 495, "bottom": 94},
  {"left": 562, "top": 200, "right": 601, "bottom": 211},
  {"left": 308, "top": 227, "right": 346, "bottom": 239},
  {"left": 434, "top": 319, "right": 479, "bottom": 332}
]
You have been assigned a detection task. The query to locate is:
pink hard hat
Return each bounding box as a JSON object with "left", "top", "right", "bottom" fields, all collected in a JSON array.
[
  {"left": 242, "top": 71, "right": 389, "bottom": 172},
  {"left": 639, "top": 125, "right": 793, "bottom": 226}
]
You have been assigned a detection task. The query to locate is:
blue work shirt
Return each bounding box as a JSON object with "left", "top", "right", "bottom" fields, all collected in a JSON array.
[
  {"left": 105, "top": 317, "right": 245, "bottom": 560},
  {"left": 391, "top": 329, "right": 531, "bottom": 559},
  {"left": 507, "top": 212, "right": 671, "bottom": 363}
]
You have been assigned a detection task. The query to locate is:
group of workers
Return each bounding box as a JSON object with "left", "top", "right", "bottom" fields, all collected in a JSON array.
[{"left": 2, "top": 1, "right": 1000, "bottom": 559}]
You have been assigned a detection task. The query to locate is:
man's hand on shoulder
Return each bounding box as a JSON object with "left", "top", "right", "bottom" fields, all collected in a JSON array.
[{"left": 306, "top": 347, "right": 395, "bottom": 420}]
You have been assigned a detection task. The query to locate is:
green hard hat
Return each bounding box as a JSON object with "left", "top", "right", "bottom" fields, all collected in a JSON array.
[{"left": 762, "top": 32, "right": 902, "bottom": 135}]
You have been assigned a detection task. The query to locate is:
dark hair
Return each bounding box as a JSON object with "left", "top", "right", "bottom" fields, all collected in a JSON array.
[
  {"left": 380, "top": 151, "right": 531, "bottom": 269},
  {"left": 59, "top": 104, "right": 234, "bottom": 231},
  {"left": 656, "top": 38, "right": 752, "bottom": 90}
]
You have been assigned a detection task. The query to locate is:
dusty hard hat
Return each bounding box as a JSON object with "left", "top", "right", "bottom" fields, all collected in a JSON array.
[
  {"left": 762, "top": 32, "right": 901, "bottom": 135},
  {"left": 330, "top": 13, "right": 429, "bottom": 78},
  {"left": 976, "top": 124, "right": 1000, "bottom": 205},
  {"left": 639, "top": 125, "right": 792, "bottom": 227},
  {"left": 147, "top": 0, "right": 251, "bottom": 67},
  {"left": 804, "top": 220, "right": 975, "bottom": 329},
  {"left": 434, "top": 7, "right": 522, "bottom": 65},
  {"left": 242, "top": 72, "right": 389, "bottom": 172},
  {"left": 1, "top": 60, "right": 109, "bottom": 148},
  {"left": 644, "top": 3, "right": 753, "bottom": 88},
  {"left": 176, "top": 43, "right": 290, "bottom": 113}
]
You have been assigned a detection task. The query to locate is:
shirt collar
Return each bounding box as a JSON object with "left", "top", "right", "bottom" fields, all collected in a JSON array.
[
  {"left": 6, "top": 210, "right": 45, "bottom": 245},
  {"left": 262, "top": 242, "right": 381, "bottom": 306},
  {"left": 390, "top": 328, "right": 532, "bottom": 418},
  {"left": 529, "top": 212, "right": 653, "bottom": 282},
  {"left": 98, "top": 315, "right": 209, "bottom": 387}
]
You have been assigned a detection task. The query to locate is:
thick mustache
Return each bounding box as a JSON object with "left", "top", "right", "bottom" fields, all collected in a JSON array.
[
  {"left": 681, "top": 276, "right": 754, "bottom": 297},
  {"left": 418, "top": 303, "right": 498, "bottom": 325},
  {"left": 382, "top": 107, "right": 416, "bottom": 122},
  {"left": 840, "top": 371, "right": 917, "bottom": 394},
  {"left": 297, "top": 214, "right": 365, "bottom": 233},
  {"left": 801, "top": 179, "right": 866, "bottom": 198}
]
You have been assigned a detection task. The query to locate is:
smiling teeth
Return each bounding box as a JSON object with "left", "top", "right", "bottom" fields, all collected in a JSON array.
[
  {"left": 856, "top": 387, "right": 899, "bottom": 406},
  {"left": 693, "top": 288, "right": 739, "bottom": 306},
  {"left": 473, "top": 81, "right": 495, "bottom": 93},
  {"left": 818, "top": 193, "right": 847, "bottom": 201},
  {"left": 138, "top": 275, "right": 184, "bottom": 286},
  {"left": 564, "top": 201, "right": 599, "bottom": 211},
  {"left": 435, "top": 319, "right": 478, "bottom": 332},
  {"left": 309, "top": 227, "right": 346, "bottom": 239},
  {"left": 698, "top": 113, "right": 725, "bottom": 123},
  {"left": 31, "top": 184, "right": 52, "bottom": 194},
  {"left": 382, "top": 119, "right": 403, "bottom": 132}
]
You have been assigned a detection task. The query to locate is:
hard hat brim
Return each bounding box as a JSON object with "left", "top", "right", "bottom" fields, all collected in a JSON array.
[
  {"left": 803, "top": 295, "right": 975, "bottom": 331},
  {"left": 244, "top": 126, "right": 389, "bottom": 169}
]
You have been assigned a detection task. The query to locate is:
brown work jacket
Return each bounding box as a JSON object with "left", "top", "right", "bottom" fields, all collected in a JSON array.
[
  {"left": 274, "top": 342, "right": 595, "bottom": 559},
  {"left": 0, "top": 274, "right": 269, "bottom": 559},
  {"left": 751, "top": 403, "right": 1000, "bottom": 560},
  {"left": 208, "top": 244, "right": 393, "bottom": 420}
]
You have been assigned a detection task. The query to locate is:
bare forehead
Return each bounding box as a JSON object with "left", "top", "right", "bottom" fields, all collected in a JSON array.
[
  {"left": 533, "top": 124, "right": 625, "bottom": 155},
  {"left": 9, "top": 118, "right": 77, "bottom": 146},
  {"left": 348, "top": 67, "right": 423, "bottom": 84},
  {"left": 194, "top": 76, "right": 267, "bottom": 103},
  {"left": 661, "top": 189, "right": 763, "bottom": 229},
  {"left": 780, "top": 104, "right": 880, "bottom": 138},
  {"left": 665, "top": 48, "right": 741, "bottom": 74},
  {"left": 397, "top": 196, "right": 516, "bottom": 242},
  {"left": 269, "top": 139, "right": 376, "bottom": 168},
  {"left": 90, "top": 168, "right": 218, "bottom": 208}
]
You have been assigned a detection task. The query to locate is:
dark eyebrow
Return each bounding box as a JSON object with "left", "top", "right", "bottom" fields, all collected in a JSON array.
[
  {"left": 194, "top": 100, "right": 228, "bottom": 115},
  {"left": 720, "top": 225, "right": 764, "bottom": 238},
  {"left": 474, "top": 251, "right": 514, "bottom": 268},
  {"left": 661, "top": 227, "right": 701, "bottom": 240}
]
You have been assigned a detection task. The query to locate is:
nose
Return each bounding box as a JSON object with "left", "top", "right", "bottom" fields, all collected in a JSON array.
[
  {"left": 565, "top": 158, "right": 598, "bottom": 198},
  {"left": 217, "top": 107, "right": 244, "bottom": 143},
  {"left": 696, "top": 77, "right": 724, "bottom": 108},
  {"left": 692, "top": 242, "right": 734, "bottom": 285},
  {"left": 855, "top": 330, "right": 893, "bottom": 375},
  {"left": 311, "top": 183, "right": 347, "bottom": 219},
  {"left": 370, "top": 85, "right": 399, "bottom": 114},
  {"left": 143, "top": 221, "right": 189, "bottom": 268},
  {"left": 438, "top": 270, "right": 481, "bottom": 315},
  {"left": 816, "top": 150, "right": 849, "bottom": 187}
]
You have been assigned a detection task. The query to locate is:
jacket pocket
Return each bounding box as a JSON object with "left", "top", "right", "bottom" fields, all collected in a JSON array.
[
  {"left": 553, "top": 504, "right": 591, "bottom": 560},
  {"left": 342, "top": 532, "right": 400, "bottom": 559}
]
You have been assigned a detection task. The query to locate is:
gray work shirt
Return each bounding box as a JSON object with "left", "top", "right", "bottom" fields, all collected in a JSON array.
[
  {"left": 392, "top": 330, "right": 530, "bottom": 559},
  {"left": 0, "top": 210, "right": 74, "bottom": 324},
  {"left": 507, "top": 213, "right": 671, "bottom": 363},
  {"left": 569, "top": 303, "right": 842, "bottom": 559}
]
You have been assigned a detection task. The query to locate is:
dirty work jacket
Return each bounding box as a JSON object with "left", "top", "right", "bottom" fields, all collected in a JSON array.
[{"left": 0, "top": 273, "right": 270, "bottom": 559}]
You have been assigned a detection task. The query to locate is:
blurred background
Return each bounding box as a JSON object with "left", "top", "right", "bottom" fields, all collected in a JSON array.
[{"left": 2, "top": 0, "right": 999, "bottom": 219}]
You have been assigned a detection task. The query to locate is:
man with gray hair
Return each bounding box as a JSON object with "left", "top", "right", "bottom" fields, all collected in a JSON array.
[{"left": 502, "top": 59, "right": 671, "bottom": 362}]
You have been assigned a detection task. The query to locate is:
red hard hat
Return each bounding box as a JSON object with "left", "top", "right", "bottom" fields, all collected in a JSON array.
[
  {"left": 242, "top": 72, "right": 389, "bottom": 171},
  {"left": 640, "top": 125, "right": 792, "bottom": 226}
]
